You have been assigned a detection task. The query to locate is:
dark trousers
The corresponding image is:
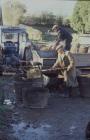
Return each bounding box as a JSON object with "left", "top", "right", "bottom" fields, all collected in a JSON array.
[
  {"left": 46, "top": 77, "right": 64, "bottom": 92},
  {"left": 65, "top": 40, "right": 72, "bottom": 51}
]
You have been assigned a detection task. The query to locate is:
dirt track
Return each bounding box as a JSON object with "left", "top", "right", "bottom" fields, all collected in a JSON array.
[
  {"left": 11, "top": 97, "right": 90, "bottom": 140},
  {"left": 0, "top": 76, "right": 90, "bottom": 140}
]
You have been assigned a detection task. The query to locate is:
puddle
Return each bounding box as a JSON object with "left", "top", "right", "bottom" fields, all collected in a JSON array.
[
  {"left": 12, "top": 122, "right": 51, "bottom": 140},
  {"left": 4, "top": 99, "right": 12, "bottom": 105},
  {"left": 69, "top": 125, "right": 77, "bottom": 135}
]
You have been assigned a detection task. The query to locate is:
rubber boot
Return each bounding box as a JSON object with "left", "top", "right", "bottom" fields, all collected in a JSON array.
[{"left": 60, "top": 83, "right": 69, "bottom": 98}]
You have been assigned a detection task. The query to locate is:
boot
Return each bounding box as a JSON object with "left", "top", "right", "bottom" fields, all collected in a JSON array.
[{"left": 61, "top": 83, "right": 69, "bottom": 98}]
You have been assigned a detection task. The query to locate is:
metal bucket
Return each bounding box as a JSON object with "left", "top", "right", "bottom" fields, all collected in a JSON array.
[{"left": 78, "top": 75, "right": 90, "bottom": 97}]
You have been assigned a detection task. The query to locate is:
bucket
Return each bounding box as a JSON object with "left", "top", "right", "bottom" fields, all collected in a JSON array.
[
  {"left": 79, "top": 47, "right": 88, "bottom": 53},
  {"left": 78, "top": 75, "right": 90, "bottom": 97}
]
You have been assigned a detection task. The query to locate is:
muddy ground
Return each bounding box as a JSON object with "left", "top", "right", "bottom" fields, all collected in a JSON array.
[{"left": 0, "top": 75, "right": 90, "bottom": 140}]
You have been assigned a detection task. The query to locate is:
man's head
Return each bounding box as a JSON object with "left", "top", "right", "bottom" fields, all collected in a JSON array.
[{"left": 52, "top": 24, "right": 59, "bottom": 32}]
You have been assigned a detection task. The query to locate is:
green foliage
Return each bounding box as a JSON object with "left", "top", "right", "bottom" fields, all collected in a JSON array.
[
  {"left": 22, "top": 13, "right": 65, "bottom": 27},
  {"left": 2, "top": 0, "right": 26, "bottom": 25},
  {"left": 71, "top": 1, "right": 90, "bottom": 33},
  {"left": 0, "top": 7, "right": 2, "bottom": 25},
  {"left": 63, "top": 18, "right": 71, "bottom": 27},
  {"left": 55, "top": 16, "right": 63, "bottom": 26},
  {"left": 40, "top": 12, "right": 55, "bottom": 25}
]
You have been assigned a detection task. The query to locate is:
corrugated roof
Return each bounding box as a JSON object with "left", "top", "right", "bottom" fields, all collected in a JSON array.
[{"left": 0, "top": 26, "right": 26, "bottom": 33}]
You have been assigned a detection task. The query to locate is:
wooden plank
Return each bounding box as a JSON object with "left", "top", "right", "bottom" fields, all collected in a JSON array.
[
  {"left": 42, "top": 53, "right": 90, "bottom": 68},
  {"left": 73, "top": 54, "right": 90, "bottom": 67}
]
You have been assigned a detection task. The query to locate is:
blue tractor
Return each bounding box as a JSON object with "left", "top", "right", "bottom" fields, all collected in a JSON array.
[{"left": 0, "top": 26, "right": 28, "bottom": 72}]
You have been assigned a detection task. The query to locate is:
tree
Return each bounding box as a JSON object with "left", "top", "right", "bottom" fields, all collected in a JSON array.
[
  {"left": 55, "top": 16, "right": 63, "bottom": 26},
  {"left": 2, "top": 0, "right": 26, "bottom": 25},
  {"left": 63, "top": 18, "right": 71, "bottom": 27},
  {"left": 12, "top": 1, "right": 26, "bottom": 25},
  {"left": 71, "top": 1, "right": 90, "bottom": 33},
  {"left": 40, "top": 12, "right": 55, "bottom": 26},
  {"left": 23, "top": 12, "right": 56, "bottom": 26},
  {"left": 0, "top": 7, "right": 3, "bottom": 25}
]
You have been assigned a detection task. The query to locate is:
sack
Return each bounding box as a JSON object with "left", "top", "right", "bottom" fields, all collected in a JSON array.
[{"left": 27, "top": 68, "right": 41, "bottom": 79}]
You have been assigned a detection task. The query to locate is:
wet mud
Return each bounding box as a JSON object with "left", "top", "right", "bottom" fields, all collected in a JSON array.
[{"left": 0, "top": 76, "right": 90, "bottom": 140}]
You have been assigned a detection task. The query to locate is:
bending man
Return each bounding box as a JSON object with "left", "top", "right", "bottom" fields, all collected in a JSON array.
[{"left": 53, "top": 43, "right": 78, "bottom": 97}]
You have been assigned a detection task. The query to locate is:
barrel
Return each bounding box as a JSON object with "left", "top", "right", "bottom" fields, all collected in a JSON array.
[
  {"left": 70, "top": 47, "right": 77, "bottom": 53},
  {"left": 88, "top": 47, "right": 90, "bottom": 53},
  {"left": 70, "top": 43, "right": 80, "bottom": 53},
  {"left": 14, "top": 78, "right": 42, "bottom": 104},
  {"left": 79, "top": 46, "right": 88, "bottom": 53},
  {"left": 78, "top": 74, "right": 90, "bottom": 97},
  {"left": 14, "top": 79, "right": 50, "bottom": 108},
  {"left": 22, "top": 87, "right": 49, "bottom": 108}
]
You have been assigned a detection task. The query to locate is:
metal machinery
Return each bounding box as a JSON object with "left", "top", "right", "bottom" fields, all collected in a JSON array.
[{"left": 0, "top": 26, "right": 28, "bottom": 72}]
